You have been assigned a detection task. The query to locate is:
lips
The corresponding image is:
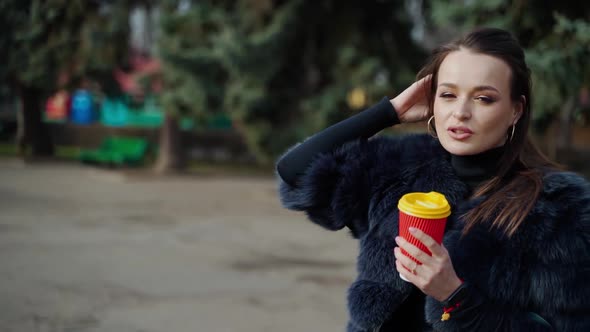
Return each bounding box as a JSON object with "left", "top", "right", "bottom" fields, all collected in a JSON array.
[{"left": 448, "top": 126, "right": 473, "bottom": 140}]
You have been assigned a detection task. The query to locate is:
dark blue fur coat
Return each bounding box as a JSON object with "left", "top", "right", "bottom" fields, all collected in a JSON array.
[{"left": 277, "top": 134, "right": 590, "bottom": 332}]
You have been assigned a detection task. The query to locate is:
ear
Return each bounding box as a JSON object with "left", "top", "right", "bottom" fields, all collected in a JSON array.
[{"left": 512, "top": 95, "right": 525, "bottom": 125}]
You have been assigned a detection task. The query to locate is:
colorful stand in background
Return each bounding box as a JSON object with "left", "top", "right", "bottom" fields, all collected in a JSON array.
[
  {"left": 78, "top": 136, "right": 149, "bottom": 166},
  {"left": 70, "top": 90, "right": 95, "bottom": 124},
  {"left": 45, "top": 90, "right": 70, "bottom": 122}
]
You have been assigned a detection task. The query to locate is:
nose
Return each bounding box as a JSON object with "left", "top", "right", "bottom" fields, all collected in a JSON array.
[{"left": 453, "top": 100, "right": 472, "bottom": 120}]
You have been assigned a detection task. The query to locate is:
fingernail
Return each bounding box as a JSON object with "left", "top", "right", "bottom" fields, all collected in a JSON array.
[
  {"left": 409, "top": 227, "right": 417, "bottom": 233},
  {"left": 395, "top": 236, "right": 401, "bottom": 244}
]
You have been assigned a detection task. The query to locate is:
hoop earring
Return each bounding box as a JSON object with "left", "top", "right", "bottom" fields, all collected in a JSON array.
[
  {"left": 510, "top": 124, "right": 516, "bottom": 142},
  {"left": 427, "top": 116, "right": 438, "bottom": 139}
]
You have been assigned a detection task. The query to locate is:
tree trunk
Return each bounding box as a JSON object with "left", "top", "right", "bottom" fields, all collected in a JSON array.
[
  {"left": 16, "top": 85, "right": 54, "bottom": 157},
  {"left": 154, "top": 113, "right": 184, "bottom": 173}
]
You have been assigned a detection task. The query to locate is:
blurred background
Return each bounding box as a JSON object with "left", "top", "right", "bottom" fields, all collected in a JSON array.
[
  {"left": 0, "top": 1, "right": 588, "bottom": 331},
  {"left": 0, "top": 0, "right": 588, "bottom": 173}
]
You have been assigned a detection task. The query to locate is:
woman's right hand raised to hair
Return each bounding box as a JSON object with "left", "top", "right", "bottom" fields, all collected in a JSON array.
[{"left": 390, "top": 75, "right": 431, "bottom": 124}]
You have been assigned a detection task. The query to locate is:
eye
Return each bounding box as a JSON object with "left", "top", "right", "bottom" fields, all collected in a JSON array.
[
  {"left": 439, "top": 92, "right": 455, "bottom": 99},
  {"left": 476, "top": 96, "right": 495, "bottom": 104}
]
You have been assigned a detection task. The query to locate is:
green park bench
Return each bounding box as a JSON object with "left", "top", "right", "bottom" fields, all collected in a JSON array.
[{"left": 78, "top": 136, "right": 149, "bottom": 166}]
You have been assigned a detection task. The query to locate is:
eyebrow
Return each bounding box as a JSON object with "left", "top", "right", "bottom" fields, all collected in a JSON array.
[{"left": 438, "top": 83, "right": 500, "bottom": 93}]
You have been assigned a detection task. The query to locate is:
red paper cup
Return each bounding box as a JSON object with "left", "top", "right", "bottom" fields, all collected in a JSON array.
[
  {"left": 398, "top": 212, "right": 447, "bottom": 261},
  {"left": 397, "top": 192, "right": 451, "bottom": 280}
]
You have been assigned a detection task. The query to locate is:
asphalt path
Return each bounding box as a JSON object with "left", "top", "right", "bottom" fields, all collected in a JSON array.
[{"left": 0, "top": 159, "right": 358, "bottom": 332}]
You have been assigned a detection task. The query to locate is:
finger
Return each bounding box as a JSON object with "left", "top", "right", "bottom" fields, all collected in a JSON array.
[
  {"left": 416, "top": 75, "right": 432, "bottom": 94},
  {"left": 408, "top": 76, "right": 430, "bottom": 99},
  {"left": 408, "top": 227, "right": 445, "bottom": 257},
  {"left": 416, "top": 74, "right": 432, "bottom": 87},
  {"left": 395, "top": 259, "right": 419, "bottom": 284},
  {"left": 395, "top": 236, "right": 434, "bottom": 265},
  {"left": 394, "top": 246, "right": 420, "bottom": 271}
]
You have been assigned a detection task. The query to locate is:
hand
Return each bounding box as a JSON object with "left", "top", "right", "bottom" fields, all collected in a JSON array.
[
  {"left": 390, "top": 75, "right": 431, "bottom": 123},
  {"left": 394, "top": 227, "right": 462, "bottom": 302}
]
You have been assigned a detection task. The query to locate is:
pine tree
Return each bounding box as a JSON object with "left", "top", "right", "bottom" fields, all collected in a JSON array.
[
  {"left": 156, "top": 0, "right": 425, "bottom": 167},
  {"left": 0, "top": 0, "right": 89, "bottom": 156},
  {"left": 0, "top": 0, "right": 132, "bottom": 157},
  {"left": 220, "top": 0, "right": 425, "bottom": 163},
  {"left": 155, "top": 0, "right": 227, "bottom": 171}
]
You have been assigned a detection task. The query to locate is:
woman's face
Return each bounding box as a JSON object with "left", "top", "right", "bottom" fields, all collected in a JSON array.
[{"left": 433, "top": 49, "right": 523, "bottom": 156}]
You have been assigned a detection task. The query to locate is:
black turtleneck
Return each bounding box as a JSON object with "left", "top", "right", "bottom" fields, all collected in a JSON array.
[{"left": 451, "top": 147, "right": 504, "bottom": 192}]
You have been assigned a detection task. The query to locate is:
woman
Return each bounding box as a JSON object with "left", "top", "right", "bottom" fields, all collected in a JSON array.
[{"left": 276, "top": 28, "right": 590, "bottom": 331}]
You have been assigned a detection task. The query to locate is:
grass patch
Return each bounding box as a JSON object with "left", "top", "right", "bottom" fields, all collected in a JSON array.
[
  {"left": 55, "top": 146, "right": 81, "bottom": 159},
  {"left": 0, "top": 142, "right": 273, "bottom": 177},
  {"left": 0, "top": 143, "right": 17, "bottom": 155},
  {"left": 0, "top": 143, "right": 80, "bottom": 160},
  {"left": 186, "top": 160, "right": 273, "bottom": 177}
]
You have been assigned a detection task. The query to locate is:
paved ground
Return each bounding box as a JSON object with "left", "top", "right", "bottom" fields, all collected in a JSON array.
[{"left": 0, "top": 159, "right": 358, "bottom": 332}]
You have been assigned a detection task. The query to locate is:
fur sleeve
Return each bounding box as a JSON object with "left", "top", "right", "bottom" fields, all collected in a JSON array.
[
  {"left": 276, "top": 137, "right": 375, "bottom": 237},
  {"left": 276, "top": 133, "right": 434, "bottom": 237}
]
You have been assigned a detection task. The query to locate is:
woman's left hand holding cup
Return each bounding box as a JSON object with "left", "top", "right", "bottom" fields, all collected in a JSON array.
[{"left": 394, "top": 227, "right": 463, "bottom": 302}]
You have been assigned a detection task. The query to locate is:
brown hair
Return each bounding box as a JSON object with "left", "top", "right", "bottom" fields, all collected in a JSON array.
[{"left": 417, "top": 27, "right": 560, "bottom": 237}]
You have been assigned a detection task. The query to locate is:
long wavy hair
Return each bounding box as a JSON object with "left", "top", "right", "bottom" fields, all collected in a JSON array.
[{"left": 417, "top": 27, "right": 560, "bottom": 237}]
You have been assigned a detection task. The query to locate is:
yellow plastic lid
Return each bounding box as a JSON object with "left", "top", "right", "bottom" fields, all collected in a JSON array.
[{"left": 398, "top": 192, "right": 451, "bottom": 219}]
